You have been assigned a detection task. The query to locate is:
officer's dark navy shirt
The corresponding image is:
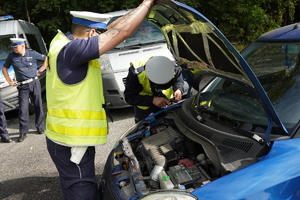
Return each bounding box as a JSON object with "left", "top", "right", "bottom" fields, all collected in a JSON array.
[
  {"left": 56, "top": 32, "right": 99, "bottom": 85},
  {"left": 4, "top": 50, "right": 46, "bottom": 82},
  {"left": 124, "top": 65, "right": 184, "bottom": 106}
]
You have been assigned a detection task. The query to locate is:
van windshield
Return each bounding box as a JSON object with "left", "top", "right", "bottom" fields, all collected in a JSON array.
[
  {"left": 114, "top": 20, "right": 166, "bottom": 48},
  {"left": 0, "top": 35, "right": 14, "bottom": 61}
]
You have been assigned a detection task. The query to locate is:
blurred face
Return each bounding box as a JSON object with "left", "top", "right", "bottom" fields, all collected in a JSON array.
[{"left": 12, "top": 44, "right": 25, "bottom": 55}]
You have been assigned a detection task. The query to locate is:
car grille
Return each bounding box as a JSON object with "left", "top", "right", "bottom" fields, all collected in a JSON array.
[
  {"left": 2, "top": 96, "right": 18, "bottom": 112},
  {"left": 122, "top": 77, "right": 126, "bottom": 86}
]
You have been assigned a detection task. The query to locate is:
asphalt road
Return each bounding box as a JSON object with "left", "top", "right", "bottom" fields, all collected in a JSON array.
[{"left": 0, "top": 95, "right": 136, "bottom": 200}]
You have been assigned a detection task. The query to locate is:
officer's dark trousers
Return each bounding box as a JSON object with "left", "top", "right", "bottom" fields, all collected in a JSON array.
[
  {"left": 17, "top": 78, "right": 44, "bottom": 134},
  {"left": 46, "top": 137, "right": 98, "bottom": 200},
  {"left": 0, "top": 97, "right": 9, "bottom": 138}
]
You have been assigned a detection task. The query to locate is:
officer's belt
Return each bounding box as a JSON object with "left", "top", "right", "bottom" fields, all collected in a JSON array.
[{"left": 19, "top": 77, "right": 38, "bottom": 85}]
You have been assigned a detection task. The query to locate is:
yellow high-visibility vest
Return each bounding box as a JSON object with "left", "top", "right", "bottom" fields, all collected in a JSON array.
[{"left": 46, "top": 31, "right": 108, "bottom": 146}]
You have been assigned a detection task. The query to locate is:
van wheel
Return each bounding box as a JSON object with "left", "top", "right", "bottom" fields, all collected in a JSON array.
[{"left": 28, "top": 97, "right": 35, "bottom": 115}]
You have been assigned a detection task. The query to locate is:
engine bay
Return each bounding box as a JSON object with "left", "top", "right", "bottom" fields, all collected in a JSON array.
[
  {"left": 114, "top": 120, "right": 218, "bottom": 197},
  {"left": 108, "top": 104, "right": 270, "bottom": 199},
  {"left": 134, "top": 123, "right": 216, "bottom": 186}
]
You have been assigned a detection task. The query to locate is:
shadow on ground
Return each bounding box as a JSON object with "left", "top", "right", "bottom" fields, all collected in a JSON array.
[
  {"left": 0, "top": 177, "right": 62, "bottom": 200},
  {"left": 0, "top": 174, "right": 103, "bottom": 200}
]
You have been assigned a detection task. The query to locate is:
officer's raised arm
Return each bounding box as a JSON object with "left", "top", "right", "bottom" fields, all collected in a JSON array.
[{"left": 98, "top": 0, "right": 155, "bottom": 55}]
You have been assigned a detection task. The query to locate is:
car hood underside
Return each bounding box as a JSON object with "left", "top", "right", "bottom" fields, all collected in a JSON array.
[{"left": 146, "top": 0, "right": 288, "bottom": 134}]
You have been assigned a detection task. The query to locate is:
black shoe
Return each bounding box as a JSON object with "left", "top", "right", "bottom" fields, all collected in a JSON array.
[
  {"left": 18, "top": 133, "right": 27, "bottom": 142},
  {"left": 1, "top": 136, "right": 12, "bottom": 143},
  {"left": 37, "top": 128, "right": 44, "bottom": 134}
]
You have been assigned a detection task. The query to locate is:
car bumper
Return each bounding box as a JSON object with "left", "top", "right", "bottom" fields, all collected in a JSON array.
[
  {"left": 0, "top": 85, "right": 19, "bottom": 112},
  {"left": 102, "top": 72, "right": 131, "bottom": 109},
  {"left": 0, "top": 74, "right": 46, "bottom": 113}
]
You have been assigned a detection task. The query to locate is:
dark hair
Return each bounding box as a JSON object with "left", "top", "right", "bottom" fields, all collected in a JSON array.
[{"left": 71, "top": 23, "right": 90, "bottom": 35}]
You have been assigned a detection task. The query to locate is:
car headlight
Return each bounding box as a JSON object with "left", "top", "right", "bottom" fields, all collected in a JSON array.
[
  {"left": 140, "top": 191, "right": 197, "bottom": 200},
  {"left": 99, "top": 56, "right": 113, "bottom": 74}
]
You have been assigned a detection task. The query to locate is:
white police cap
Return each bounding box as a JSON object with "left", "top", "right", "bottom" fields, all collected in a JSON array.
[
  {"left": 146, "top": 56, "right": 175, "bottom": 85},
  {"left": 10, "top": 38, "right": 26, "bottom": 47},
  {"left": 70, "top": 11, "right": 112, "bottom": 29}
]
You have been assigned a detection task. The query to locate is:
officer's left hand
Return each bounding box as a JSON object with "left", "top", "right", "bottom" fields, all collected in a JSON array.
[
  {"left": 36, "top": 70, "right": 42, "bottom": 76},
  {"left": 8, "top": 80, "right": 18, "bottom": 87},
  {"left": 153, "top": 97, "right": 170, "bottom": 108},
  {"left": 173, "top": 89, "right": 182, "bottom": 103}
]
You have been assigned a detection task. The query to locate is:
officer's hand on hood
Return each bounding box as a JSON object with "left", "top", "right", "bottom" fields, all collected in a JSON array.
[
  {"left": 152, "top": 97, "right": 170, "bottom": 108},
  {"left": 173, "top": 89, "right": 182, "bottom": 103}
]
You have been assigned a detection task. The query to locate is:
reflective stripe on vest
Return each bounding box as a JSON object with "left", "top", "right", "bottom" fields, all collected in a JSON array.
[{"left": 48, "top": 108, "right": 107, "bottom": 120}]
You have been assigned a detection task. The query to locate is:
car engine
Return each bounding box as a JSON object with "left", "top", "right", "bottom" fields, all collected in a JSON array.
[
  {"left": 116, "top": 119, "right": 221, "bottom": 196},
  {"left": 136, "top": 123, "right": 215, "bottom": 189}
]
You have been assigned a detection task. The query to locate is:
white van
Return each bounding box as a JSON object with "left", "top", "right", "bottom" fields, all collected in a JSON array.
[
  {"left": 100, "top": 9, "right": 183, "bottom": 109},
  {"left": 0, "top": 15, "right": 47, "bottom": 113}
]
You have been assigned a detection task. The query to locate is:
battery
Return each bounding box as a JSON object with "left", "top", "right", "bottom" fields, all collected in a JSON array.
[{"left": 168, "top": 165, "right": 206, "bottom": 189}]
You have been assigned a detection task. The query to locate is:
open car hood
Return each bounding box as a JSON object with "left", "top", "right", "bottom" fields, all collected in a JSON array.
[{"left": 147, "top": 0, "right": 288, "bottom": 134}]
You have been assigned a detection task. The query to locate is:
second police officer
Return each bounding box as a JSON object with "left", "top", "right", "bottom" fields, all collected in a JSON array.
[
  {"left": 124, "top": 55, "right": 184, "bottom": 123},
  {"left": 2, "top": 38, "right": 47, "bottom": 142}
]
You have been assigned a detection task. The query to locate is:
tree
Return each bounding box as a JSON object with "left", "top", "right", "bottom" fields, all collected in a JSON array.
[
  {"left": 0, "top": 0, "right": 299, "bottom": 47},
  {"left": 188, "top": 0, "right": 299, "bottom": 43},
  {"left": 0, "top": 0, "right": 141, "bottom": 48}
]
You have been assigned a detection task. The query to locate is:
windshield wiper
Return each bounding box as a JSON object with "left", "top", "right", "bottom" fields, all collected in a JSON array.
[
  {"left": 126, "top": 45, "right": 141, "bottom": 49},
  {"left": 113, "top": 45, "right": 141, "bottom": 50},
  {"left": 199, "top": 108, "right": 264, "bottom": 145},
  {"left": 152, "top": 39, "right": 166, "bottom": 44},
  {"left": 113, "top": 39, "right": 166, "bottom": 50}
]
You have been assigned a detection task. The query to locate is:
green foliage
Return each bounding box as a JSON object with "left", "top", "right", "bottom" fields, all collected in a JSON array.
[
  {"left": 177, "top": 0, "right": 299, "bottom": 43},
  {"left": 0, "top": 0, "right": 299, "bottom": 47}
]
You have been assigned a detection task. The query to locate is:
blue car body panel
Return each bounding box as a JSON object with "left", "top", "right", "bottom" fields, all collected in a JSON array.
[
  {"left": 191, "top": 138, "right": 300, "bottom": 199},
  {"left": 258, "top": 23, "right": 300, "bottom": 41}
]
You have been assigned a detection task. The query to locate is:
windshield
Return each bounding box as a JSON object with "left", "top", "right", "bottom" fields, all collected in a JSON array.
[
  {"left": 0, "top": 35, "right": 14, "bottom": 61},
  {"left": 241, "top": 42, "right": 300, "bottom": 131},
  {"left": 195, "top": 78, "right": 282, "bottom": 134},
  {"left": 110, "top": 19, "right": 165, "bottom": 48}
]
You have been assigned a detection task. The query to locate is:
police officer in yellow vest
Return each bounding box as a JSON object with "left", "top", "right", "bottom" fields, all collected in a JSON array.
[
  {"left": 124, "top": 55, "right": 184, "bottom": 123},
  {"left": 45, "top": 0, "right": 156, "bottom": 199}
]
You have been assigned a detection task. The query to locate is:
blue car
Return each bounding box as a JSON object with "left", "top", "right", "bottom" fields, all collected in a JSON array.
[{"left": 99, "top": 1, "right": 300, "bottom": 200}]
